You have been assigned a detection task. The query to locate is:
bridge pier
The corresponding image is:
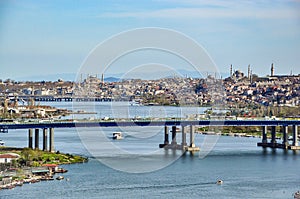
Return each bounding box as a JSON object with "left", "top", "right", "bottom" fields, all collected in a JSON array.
[
  {"left": 49, "top": 128, "right": 54, "bottom": 152},
  {"left": 27, "top": 128, "right": 55, "bottom": 152},
  {"left": 290, "top": 125, "right": 300, "bottom": 150},
  {"left": 262, "top": 126, "right": 267, "bottom": 144},
  {"left": 159, "top": 126, "right": 181, "bottom": 150},
  {"left": 292, "top": 125, "right": 298, "bottom": 146},
  {"left": 282, "top": 126, "right": 289, "bottom": 149},
  {"left": 271, "top": 126, "right": 276, "bottom": 145},
  {"left": 258, "top": 125, "right": 300, "bottom": 150},
  {"left": 186, "top": 125, "right": 200, "bottom": 152},
  {"left": 181, "top": 125, "right": 187, "bottom": 150},
  {"left": 159, "top": 126, "right": 169, "bottom": 148},
  {"left": 164, "top": 126, "right": 169, "bottom": 145},
  {"left": 171, "top": 126, "right": 177, "bottom": 146},
  {"left": 28, "top": 129, "right": 33, "bottom": 149},
  {"left": 190, "top": 125, "right": 195, "bottom": 147},
  {"left": 159, "top": 125, "right": 199, "bottom": 152},
  {"left": 35, "top": 129, "right": 39, "bottom": 149},
  {"left": 43, "top": 128, "right": 48, "bottom": 151}
]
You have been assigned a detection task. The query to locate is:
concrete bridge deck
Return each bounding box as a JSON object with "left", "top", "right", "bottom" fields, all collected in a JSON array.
[{"left": 0, "top": 119, "right": 300, "bottom": 129}]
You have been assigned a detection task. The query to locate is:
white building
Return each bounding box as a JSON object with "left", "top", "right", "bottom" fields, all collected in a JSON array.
[{"left": 0, "top": 153, "right": 20, "bottom": 163}]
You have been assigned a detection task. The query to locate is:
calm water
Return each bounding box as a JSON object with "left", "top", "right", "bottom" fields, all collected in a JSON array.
[{"left": 0, "top": 102, "right": 299, "bottom": 198}]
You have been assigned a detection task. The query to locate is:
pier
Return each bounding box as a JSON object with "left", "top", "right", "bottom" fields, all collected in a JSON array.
[
  {"left": 257, "top": 125, "right": 300, "bottom": 150},
  {"left": 159, "top": 125, "right": 200, "bottom": 152},
  {"left": 27, "top": 128, "right": 55, "bottom": 152},
  {"left": 0, "top": 119, "right": 299, "bottom": 152}
]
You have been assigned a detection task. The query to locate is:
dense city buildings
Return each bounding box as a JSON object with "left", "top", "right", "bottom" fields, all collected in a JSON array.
[{"left": 0, "top": 65, "right": 299, "bottom": 119}]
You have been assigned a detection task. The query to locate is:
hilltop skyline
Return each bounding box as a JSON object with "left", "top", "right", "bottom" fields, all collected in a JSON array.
[
  {"left": 0, "top": 0, "right": 299, "bottom": 80},
  {"left": 0, "top": 65, "right": 286, "bottom": 82}
]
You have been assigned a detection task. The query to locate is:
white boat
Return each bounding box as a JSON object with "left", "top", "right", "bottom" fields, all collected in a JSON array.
[
  {"left": 56, "top": 176, "right": 64, "bottom": 180},
  {"left": 130, "top": 100, "right": 140, "bottom": 106},
  {"left": 294, "top": 191, "right": 300, "bottom": 199},
  {"left": 112, "top": 132, "right": 123, "bottom": 140},
  {"left": 0, "top": 140, "right": 5, "bottom": 146},
  {"left": 216, "top": 180, "right": 223, "bottom": 185}
]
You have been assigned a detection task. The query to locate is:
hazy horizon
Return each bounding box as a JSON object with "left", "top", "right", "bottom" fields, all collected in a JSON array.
[{"left": 1, "top": 1, "right": 299, "bottom": 80}]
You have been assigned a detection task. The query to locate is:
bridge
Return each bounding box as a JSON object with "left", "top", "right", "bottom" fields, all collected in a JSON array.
[
  {"left": 14, "top": 95, "right": 113, "bottom": 102},
  {"left": 0, "top": 119, "right": 299, "bottom": 152}
]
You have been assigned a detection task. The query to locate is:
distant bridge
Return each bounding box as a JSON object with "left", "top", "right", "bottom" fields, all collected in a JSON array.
[
  {"left": 14, "top": 95, "right": 113, "bottom": 102},
  {"left": 0, "top": 119, "right": 299, "bottom": 152}
]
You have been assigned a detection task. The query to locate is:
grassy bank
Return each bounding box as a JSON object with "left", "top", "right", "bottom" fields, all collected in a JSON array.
[
  {"left": 0, "top": 147, "right": 88, "bottom": 190},
  {"left": 0, "top": 147, "right": 88, "bottom": 168}
]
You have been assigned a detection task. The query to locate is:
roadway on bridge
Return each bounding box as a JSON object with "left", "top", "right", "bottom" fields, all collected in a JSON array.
[{"left": 0, "top": 119, "right": 300, "bottom": 130}]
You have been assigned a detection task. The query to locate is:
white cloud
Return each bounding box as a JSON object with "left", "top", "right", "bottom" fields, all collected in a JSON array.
[{"left": 97, "top": 1, "right": 300, "bottom": 20}]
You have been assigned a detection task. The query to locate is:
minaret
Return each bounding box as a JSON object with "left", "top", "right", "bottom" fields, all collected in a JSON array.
[
  {"left": 230, "top": 64, "right": 233, "bottom": 77},
  {"left": 14, "top": 96, "right": 18, "bottom": 108},
  {"left": 248, "top": 64, "right": 250, "bottom": 80},
  {"left": 101, "top": 73, "right": 104, "bottom": 84},
  {"left": 271, "top": 63, "right": 274, "bottom": 76}
]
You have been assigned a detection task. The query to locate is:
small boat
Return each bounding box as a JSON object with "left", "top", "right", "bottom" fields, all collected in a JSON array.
[
  {"left": 14, "top": 181, "right": 24, "bottom": 186},
  {"left": 130, "top": 100, "right": 140, "bottom": 106},
  {"left": 0, "top": 140, "right": 5, "bottom": 146},
  {"left": 217, "top": 180, "right": 223, "bottom": 185},
  {"left": 55, "top": 168, "right": 68, "bottom": 173},
  {"left": 41, "top": 176, "right": 54, "bottom": 181},
  {"left": 112, "top": 132, "right": 123, "bottom": 140},
  {"left": 23, "top": 179, "right": 32, "bottom": 184},
  {"left": 294, "top": 191, "right": 300, "bottom": 199},
  {"left": 56, "top": 176, "right": 64, "bottom": 180},
  {"left": 2, "top": 184, "right": 15, "bottom": 189},
  {"left": 30, "top": 178, "right": 40, "bottom": 183}
]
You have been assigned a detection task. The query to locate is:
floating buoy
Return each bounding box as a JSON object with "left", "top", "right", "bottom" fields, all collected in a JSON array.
[{"left": 217, "top": 180, "right": 223, "bottom": 185}]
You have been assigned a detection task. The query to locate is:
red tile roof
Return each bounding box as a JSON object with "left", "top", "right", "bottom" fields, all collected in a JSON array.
[
  {"left": 42, "top": 164, "right": 58, "bottom": 167},
  {"left": 0, "top": 154, "right": 19, "bottom": 159}
]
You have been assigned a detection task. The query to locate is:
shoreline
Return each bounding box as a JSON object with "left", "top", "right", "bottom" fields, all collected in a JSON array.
[{"left": 0, "top": 147, "right": 88, "bottom": 190}]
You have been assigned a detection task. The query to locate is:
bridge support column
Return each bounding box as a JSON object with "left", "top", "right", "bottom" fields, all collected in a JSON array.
[
  {"left": 292, "top": 125, "right": 298, "bottom": 146},
  {"left": 28, "top": 129, "right": 33, "bottom": 149},
  {"left": 164, "top": 126, "right": 169, "bottom": 145},
  {"left": 190, "top": 125, "right": 195, "bottom": 147},
  {"left": 262, "top": 126, "right": 267, "bottom": 144},
  {"left": 181, "top": 125, "right": 187, "bottom": 150},
  {"left": 159, "top": 126, "right": 170, "bottom": 148},
  {"left": 271, "top": 126, "right": 276, "bottom": 145},
  {"left": 49, "top": 128, "right": 54, "bottom": 152},
  {"left": 43, "top": 128, "right": 48, "bottom": 151},
  {"left": 282, "top": 126, "right": 289, "bottom": 149},
  {"left": 35, "top": 129, "right": 39, "bottom": 149},
  {"left": 171, "top": 126, "right": 177, "bottom": 145}
]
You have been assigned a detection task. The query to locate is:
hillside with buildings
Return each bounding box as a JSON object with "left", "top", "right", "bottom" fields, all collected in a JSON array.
[{"left": 0, "top": 64, "right": 299, "bottom": 119}]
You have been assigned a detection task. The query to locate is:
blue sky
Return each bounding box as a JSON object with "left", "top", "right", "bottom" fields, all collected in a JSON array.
[{"left": 0, "top": 0, "right": 299, "bottom": 80}]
